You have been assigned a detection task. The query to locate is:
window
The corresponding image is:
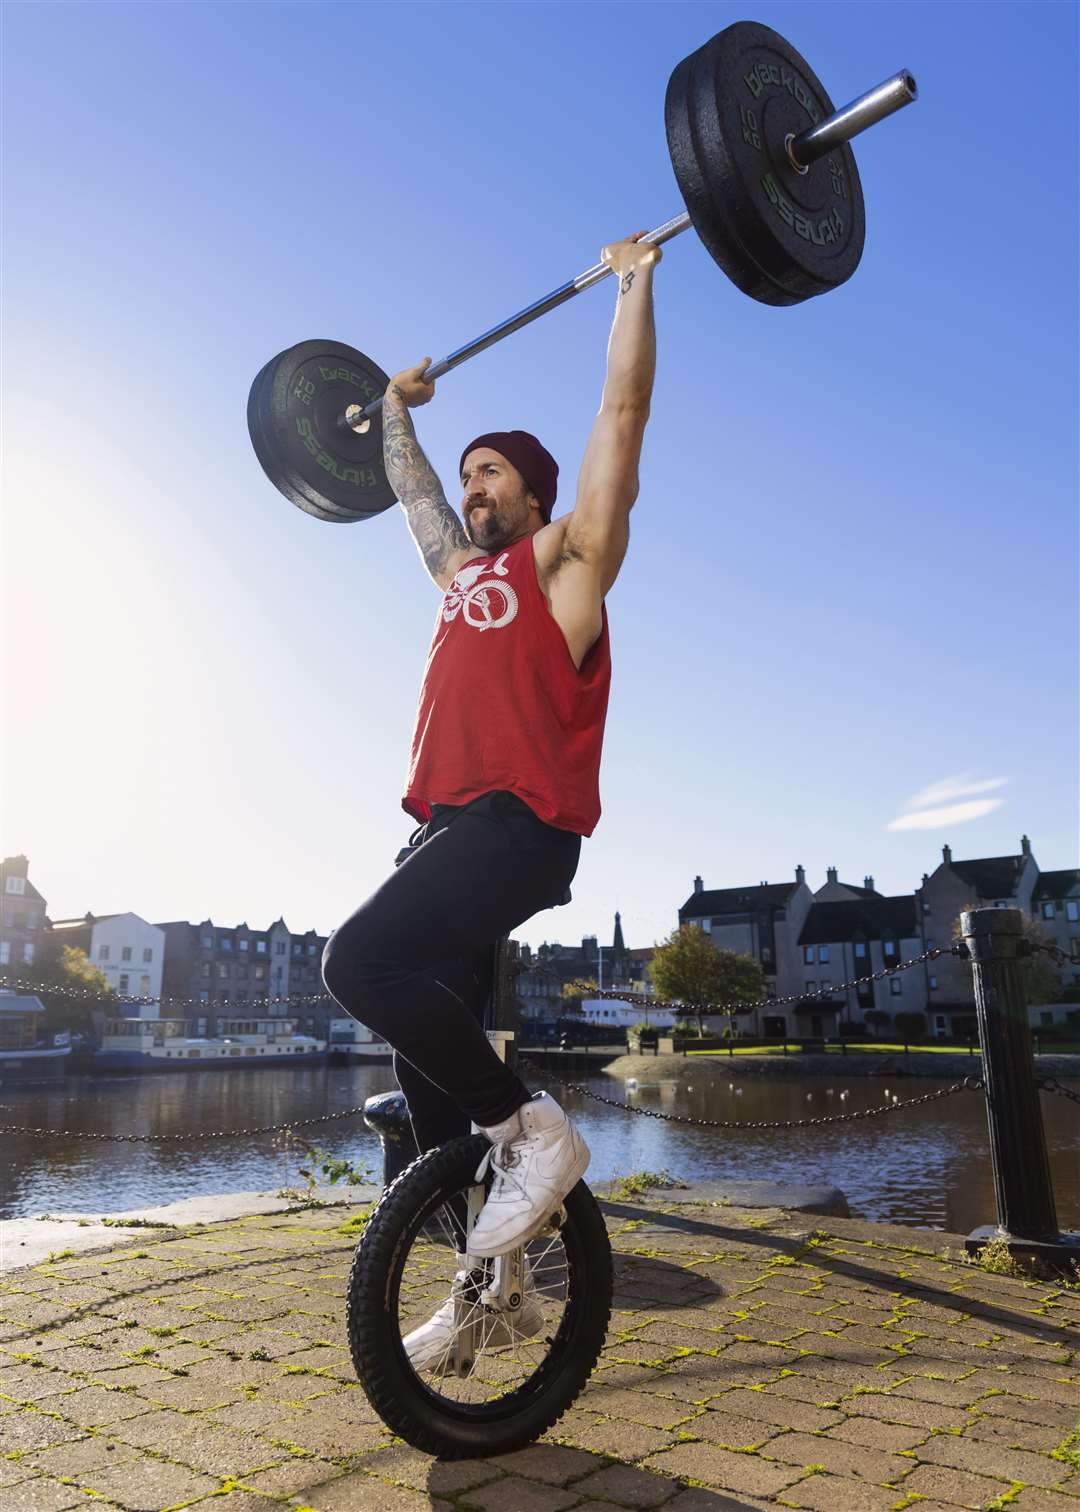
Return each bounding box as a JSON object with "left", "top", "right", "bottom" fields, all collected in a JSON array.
[
  {"left": 1043, "top": 903, "right": 1056, "bottom": 920},
  {"left": 761, "top": 946, "right": 772, "bottom": 964},
  {"left": 883, "top": 939, "right": 897, "bottom": 957},
  {"left": 819, "top": 945, "right": 830, "bottom": 964},
  {"left": 1067, "top": 902, "right": 1079, "bottom": 922},
  {"left": 935, "top": 1015, "right": 946, "bottom": 1030},
  {"left": 143, "top": 948, "right": 153, "bottom": 963},
  {"left": 890, "top": 978, "right": 902, "bottom": 996},
  {"left": 926, "top": 939, "right": 935, "bottom": 951},
  {"left": 929, "top": 976, "right": 938, "bottom": 990},
  {"left": 923, "top": 901, "right": 931, "bottom": 915},
  {"left": 119, "top": 975, "right": 129, "bottom": 992},
  {"left": 201, "top": 934, "right": 213, "bottom": 948},
  {"left": 122, "top": 947, "right": 132, "bottom": 962},
  {"left": 307, "top": 943, "right": 317, "bottom": 955},
  {"left": 700, "top": 919, "right": 712, "bottom": 933},
  {"left": 804, "top": 946, "right": 814, "bottom": 964},
  {"left": 257, "top": 941, "right": 267, "bottom": 954},
  {"left": 275, "top": 942, "right": 286, "bottom": 956},
  {"left": 99, "top": 945, "right": 110, "bottom": 961},
  {"left": 805, "top": 980, "right": 816, "bottom": 993},
  {"left": 1040, "top": 1011, "right": 1053, "bottom": 1027},
  {"left": 240, "top": 939, "right": 249, "bottom": 952},
  {"left": 854, "top": 942, "right": 867, "bottom": 959},
  {"left": 5, "top": 877, "right": 26, "bottom": 895},
  {"left": 140, "top": 976, "right": 150, "bottom": 995},
  {"left": 0, "top": 942, "right": 9, "bottom": 964},
  {"left": 222, "top": 938, "right": 233, "bottom": 952}
]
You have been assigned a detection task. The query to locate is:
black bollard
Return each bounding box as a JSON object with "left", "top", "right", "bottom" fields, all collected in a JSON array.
[
  {"left": 363, "top": 1090, "right": 419, "bottom": 1186},
  {"left": 962, "top": 908, "right": 1080, "bottom": 1275}
]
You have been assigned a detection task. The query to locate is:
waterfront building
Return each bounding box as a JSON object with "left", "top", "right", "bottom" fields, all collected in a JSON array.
[
  {"left": 0, "top": 856, "right": 47, "bottom": 974},
  {"left": 47, "top": 912, "right": 165, "bottom": 1005},
  {"left": 156, "top": 917, "right": 330, "bottom": 1039},
  {"left": 1031, "top": 869, "right": 1080, "bottom": 1007}
]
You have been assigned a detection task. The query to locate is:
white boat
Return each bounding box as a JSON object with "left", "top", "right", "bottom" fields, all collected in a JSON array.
[
  {"left": 327, "top": 1016, "right": 393, "bottom": 1064},
  {"left": 91, "top": 1014, "right": 327, "bottom": 1072}
]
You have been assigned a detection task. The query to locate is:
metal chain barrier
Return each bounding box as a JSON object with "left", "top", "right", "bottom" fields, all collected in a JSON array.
[
  {"left": 578, "top": 944, "right": 963, "bottom": 1017},
  {"left": 1037, "top": 1077, "right": 1080, "bottom": 1107},
  {"left": 0, "top": 1106, "right": 371, "bottom": 1143},
  {"left": 0, "top": 973, "right": 335, "bottom": 1011},
  {"left": 518, "top": 1055, "right": 983, "bottom": 1129},
  {"left": 1027, "top": 940, "right": 1077, "bottom": 968},
  {"left": 0, "top": 943, "right": 970, "bottom": 1018}
]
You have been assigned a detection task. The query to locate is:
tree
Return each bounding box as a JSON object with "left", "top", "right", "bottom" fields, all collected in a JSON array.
[
  {"left": 560, "top": 977, "right": 596, "bottom": 1020},
  {"left": 648, "top": 925, "right": 764, "bottom": 1038},
  {"left": 17, "top": 943, "right": 116, "bottom": 1037},
  {"left": 894, "top": 1011, "right": 926, "bottom": 1042},
  {"left": 949, "top": 909, "right": 1063, "bottom": 1006},
  {"left": 864, "top": 1009, "right": 891, "bottom": 1038}
]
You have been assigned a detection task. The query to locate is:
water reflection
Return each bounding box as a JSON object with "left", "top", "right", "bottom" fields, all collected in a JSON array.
[{"left": 1, "top": 1066, "right": 1077, "bottom": 1236}]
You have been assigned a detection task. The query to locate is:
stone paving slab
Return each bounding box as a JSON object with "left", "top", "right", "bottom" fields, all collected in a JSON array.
[{"left": 0, "top": 1194, "right": 1077, "bottom": 1511}]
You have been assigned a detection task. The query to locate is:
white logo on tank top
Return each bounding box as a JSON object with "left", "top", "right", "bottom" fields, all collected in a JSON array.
[{"left": 442, "top": 551, "right": 519, "bottom": 632}]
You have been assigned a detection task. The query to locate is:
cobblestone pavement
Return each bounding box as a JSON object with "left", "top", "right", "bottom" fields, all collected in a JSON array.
[{"left": 1, "top": 1192, "right": 1078, "bottom": 1511}]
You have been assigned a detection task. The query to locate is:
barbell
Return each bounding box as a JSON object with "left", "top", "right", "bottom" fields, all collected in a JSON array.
[{"left": 247, "top": 20, "right": 917, "bottom": 524}]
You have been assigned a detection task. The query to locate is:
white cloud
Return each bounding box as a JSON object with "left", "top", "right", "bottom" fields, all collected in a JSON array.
[
  {"left": 886, "top": 798, "right": 1004, "bottom": 831},
  {"left": 905, "top": 775, "right": 1009, "bottom": 810}
]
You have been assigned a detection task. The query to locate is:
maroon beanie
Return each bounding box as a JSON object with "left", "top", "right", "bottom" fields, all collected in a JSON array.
[{"left": 459, "top": 431, "right": 559, "bottom": 523}]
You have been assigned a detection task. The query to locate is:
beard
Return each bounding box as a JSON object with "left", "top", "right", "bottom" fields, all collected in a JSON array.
[{"left": 466, "top": 492, "right": 529, "bottom": 549}]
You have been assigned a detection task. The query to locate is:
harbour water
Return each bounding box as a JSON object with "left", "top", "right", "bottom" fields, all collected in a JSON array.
[{"left": 2, "top": 1063, "right": 1077, "bottom": 1235}]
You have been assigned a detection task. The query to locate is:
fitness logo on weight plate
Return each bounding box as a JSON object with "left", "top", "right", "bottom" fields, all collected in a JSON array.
[{"left": 442, "top": 553, "right": 518, "bottom": 632}]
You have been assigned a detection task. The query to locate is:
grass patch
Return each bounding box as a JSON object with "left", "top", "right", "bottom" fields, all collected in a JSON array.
[
  {"left": 608, "top": 1170, "right": 687, "bottom": 1199},
  {"left": 1051, "top": 1418, "right": 1080, "bottom": 1469},
  {"left": 101, "top": 1217, "right": 176, "bottom": 1229}
]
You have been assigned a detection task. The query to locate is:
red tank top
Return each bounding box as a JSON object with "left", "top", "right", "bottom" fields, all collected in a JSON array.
[{"left": 403, "top": 535, "right": 612, "bottom": 836}]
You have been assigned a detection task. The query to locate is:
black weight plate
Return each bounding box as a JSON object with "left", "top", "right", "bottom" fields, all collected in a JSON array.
[
  {"left": 666, "top": 21, "right": 865, "bottom": 306},
  {"left": 247, "top": 340, "right": 396, "bottom": 522},
  {"left": 248, "top": 355, "right": 351, "bottom": 522}
]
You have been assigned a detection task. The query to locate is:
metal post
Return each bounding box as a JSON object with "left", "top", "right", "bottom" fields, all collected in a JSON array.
[{"left": 963, "top": 908, "right": 1080, "bottom": 1274}]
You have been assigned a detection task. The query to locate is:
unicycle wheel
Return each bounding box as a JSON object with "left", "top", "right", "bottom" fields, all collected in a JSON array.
[{"left": 346, "top": 1132, "right": 612, "bottom": 1458}]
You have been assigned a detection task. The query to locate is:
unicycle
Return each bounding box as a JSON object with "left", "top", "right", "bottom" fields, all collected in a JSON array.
[{"left": 345, "top": 939, "right": 613, "bottom": 1458}]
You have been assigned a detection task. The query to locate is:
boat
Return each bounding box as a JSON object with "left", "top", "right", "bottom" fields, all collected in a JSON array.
[
  {"left": 89, "top": 1012, "right": 327, "bottom": 1072},
  {"left": 0, "top": 993, "right": 71, "bottom": 1085},
  {"left": 327, "top": 1016, "right": 393, "bottom": 1064}
]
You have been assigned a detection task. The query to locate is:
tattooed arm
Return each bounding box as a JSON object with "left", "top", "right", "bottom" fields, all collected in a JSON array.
[{"left": 382, "top": 360, "right": 474, "bottom": 590}]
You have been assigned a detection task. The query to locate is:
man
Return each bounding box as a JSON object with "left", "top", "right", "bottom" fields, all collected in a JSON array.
[{"left": 321, "top": 232, "right": 659, "bottom": 1272}]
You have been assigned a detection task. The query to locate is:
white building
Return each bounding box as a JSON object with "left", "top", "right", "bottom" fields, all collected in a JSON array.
[{"left": 48, "top": 911, "right": 165, "bottom": 1004}]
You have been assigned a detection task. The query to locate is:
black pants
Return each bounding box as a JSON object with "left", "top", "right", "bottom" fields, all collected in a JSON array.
[{"left": 321, "top": 791, "right": 582, "bottom": 1155}]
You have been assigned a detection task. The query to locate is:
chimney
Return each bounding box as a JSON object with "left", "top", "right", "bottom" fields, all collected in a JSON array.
[
  {"left": 942, "top": 844, "right": 953, "bottom": 866},
  {"left": 693, "top": 875, "right": 704, "bottom": 894},
  {"left": 864, "top": 875, "right": 875, "bottom": 892},
  {"left": 826, "top": 867, "right": 838, "bottom": 884},
  {"left": 1021, "top": 834, "right": 1031, "bottom": 857},
  {"left": 795, "top": 864, "right": 806, "bottom": 885}
]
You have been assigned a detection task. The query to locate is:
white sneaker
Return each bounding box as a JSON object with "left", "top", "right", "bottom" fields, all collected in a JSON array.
[
  {"left": 402, "top": 1253, "right": 544, "bottom": 1375},
  {"left": 468, "top": 1092, "right": 590, "bottom": 1258}
]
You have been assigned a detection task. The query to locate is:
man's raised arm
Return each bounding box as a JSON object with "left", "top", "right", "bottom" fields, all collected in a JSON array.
[
  {"left": 383, "top": 361, "right": 471, "bottom": 589},
  {"left": 565, "top": 233, "right": 660, "bottom": 583}
]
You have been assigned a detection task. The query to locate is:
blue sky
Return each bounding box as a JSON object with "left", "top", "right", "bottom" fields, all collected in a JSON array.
[{"left": 3, "top": 1, "right": 1076, "bottom": 956}]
